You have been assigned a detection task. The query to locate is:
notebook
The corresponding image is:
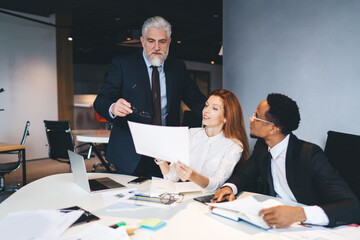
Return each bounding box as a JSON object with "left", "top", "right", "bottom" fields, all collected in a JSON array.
[
  {"left": 208, "top": 196, "right": 283, "bottom": 230},
  {"left": 68, "top": 150, "right": 125, "bottom": 193}
]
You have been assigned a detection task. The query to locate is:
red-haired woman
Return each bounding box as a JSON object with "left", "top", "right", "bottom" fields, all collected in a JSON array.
[{"left": 155, "top": 90, "right": 249, "bottom": 191}]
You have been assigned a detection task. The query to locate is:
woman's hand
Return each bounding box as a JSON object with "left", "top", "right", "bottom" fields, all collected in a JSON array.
[
  {"left": 174, "top": 161, "right": 195, "bottom": 182},
  {"left": 155, "top": 158, "right": 170, "bottom": 175},
  {"left": 154, "top": 158, "right": 167, "bottom": 165}
]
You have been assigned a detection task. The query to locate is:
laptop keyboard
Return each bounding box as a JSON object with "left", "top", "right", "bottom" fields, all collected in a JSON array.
[{"left": 89, "top": 179, "right": 108, "bottom": 191}]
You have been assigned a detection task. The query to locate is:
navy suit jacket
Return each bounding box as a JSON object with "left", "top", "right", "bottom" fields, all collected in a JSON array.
[
  {"left": 227, "top": 134, "right": 360, "bottom": 227},
  {"left": 94, "top": 50, "right": 206, "bottom": 174}
]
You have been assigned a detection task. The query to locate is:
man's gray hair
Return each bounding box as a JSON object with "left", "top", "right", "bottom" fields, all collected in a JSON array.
[{"left": 142, "top": 16, "right": 172, "bottom": 38}]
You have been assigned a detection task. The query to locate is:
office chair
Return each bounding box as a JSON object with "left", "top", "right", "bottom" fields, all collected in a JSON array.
[
  {"left": 324, "top": 130, "right": 360, "bottom": 202},
  {"left": 0, "top": 121, "right": 30, "bottom": 191},
  {"left": 44, "top": 120, "right": 92, "bottom": 164}
]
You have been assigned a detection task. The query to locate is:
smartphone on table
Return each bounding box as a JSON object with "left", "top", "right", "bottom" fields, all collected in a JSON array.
[{"left": 127, "top": 176, "right": 150, "bottom": 184}]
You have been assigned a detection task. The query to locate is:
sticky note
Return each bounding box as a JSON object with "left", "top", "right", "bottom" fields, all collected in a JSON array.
[{"left": 138, "top": 218, "right": 166, "bottom": 231}]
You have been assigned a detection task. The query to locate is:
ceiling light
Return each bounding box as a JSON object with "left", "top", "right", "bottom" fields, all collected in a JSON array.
[
  {"left": 67, "top": 36, "right": 73, "bottom": 42},
  {"left": 210, "top": 61, "right": 215, "bottom": 64},
  {"left": 177, "top": 41, "right": 181, "bottom": 44}
]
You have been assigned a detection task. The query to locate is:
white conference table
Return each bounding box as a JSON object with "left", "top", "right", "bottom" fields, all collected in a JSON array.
[
  {"left": 72, "top": 129, "right": 110, "bottom": 144},
  {"left": 0, "top": 173, "right": 289, "bottom": 240}
]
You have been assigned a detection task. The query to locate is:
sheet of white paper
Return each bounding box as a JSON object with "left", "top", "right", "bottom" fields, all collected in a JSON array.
[
  {"left": 0, "top": 210, "right": 83, "bottom": 240},
  {"left": 102, "top": 188, "right": 150, "bottom": 211},
  {"left": 273, "top": 224, "right": 360, "bottom": 240},
  {"left": 128, "top": 121, "right": 190, "bottom": 165},
  {"left": 150, "top": 177, "right": 177, "bottom": 195},
  {"left": 62, "top": 223, "right": 130, "bottom": 240},
  {"left": 102, "top": 188, "right": 137, "bottom": 206},
  {"left": 174, "top": 181, "right": 202, "bottom": 193},
  {"left": 150, "top": 177, "right": 202, "bottom": 195}
]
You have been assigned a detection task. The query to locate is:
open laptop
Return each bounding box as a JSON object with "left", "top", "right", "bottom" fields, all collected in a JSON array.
[{"left": 68, "top": 150, "right": 125, "bottom": 193}]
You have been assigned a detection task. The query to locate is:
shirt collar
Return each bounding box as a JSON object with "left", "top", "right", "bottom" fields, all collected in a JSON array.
[
  {"left": 202, "top": 128, "right": 224, "bottom": 143},
  {"left": 142, "top": 50, "right": 164, "bottom": 70},
  {"left": 268, "top": 134, "right": 290, "bottom": 159}
]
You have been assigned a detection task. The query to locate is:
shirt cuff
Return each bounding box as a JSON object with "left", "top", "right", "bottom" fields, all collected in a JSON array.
[
  {"left": 109, "top": 103, "right": 116, "bottom": 119},
  {"left": 302, "top": 205, "right": 329, "bottom": 226},
  {"left": 204, "top": 178, "right": 216, "bottom": 192},
  {"left": 223, "top": 183, "right": 238, "bottom": 195}
]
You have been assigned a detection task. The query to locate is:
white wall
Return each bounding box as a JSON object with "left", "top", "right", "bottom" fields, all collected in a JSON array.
[
  {"left": 0, "top": 9, "right": 57, "bottom": 160},
  {"left": 224, "top": 0, "right": 360, "bottom": 149}
]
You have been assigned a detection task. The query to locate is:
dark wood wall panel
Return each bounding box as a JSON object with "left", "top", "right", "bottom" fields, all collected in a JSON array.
[{"left": 56, "top": 11, "right": 74, "bottom": 127}]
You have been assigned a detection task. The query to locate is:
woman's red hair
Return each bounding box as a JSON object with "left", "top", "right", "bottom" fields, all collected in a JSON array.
[{"left": 208, "top": 89, "right": 249, "bottom": 164}]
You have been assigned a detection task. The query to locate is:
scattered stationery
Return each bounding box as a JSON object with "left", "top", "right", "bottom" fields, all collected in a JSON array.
[
  {"left": 138, "top": 218, "right": 166, "bottom": 231},
  {"left": 150, "top": 177, "right": 202, "bottom": 195},
  {"left": 208, "top": 196, "right": 283, "bottom": 230},
  {"left": 128, "top": 121, "right": 190, "bottom": 165}
]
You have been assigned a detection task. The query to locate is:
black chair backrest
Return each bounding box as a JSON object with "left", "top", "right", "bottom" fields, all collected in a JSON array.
[
  {"left": 21, "top": 121, "right": 30, "bottom": 145},
  {"left": 324, "top": 130, "right": 360, "bottom": 202},
  {"left": 44, "top": 120, "right": 75, "bottom": 159}
]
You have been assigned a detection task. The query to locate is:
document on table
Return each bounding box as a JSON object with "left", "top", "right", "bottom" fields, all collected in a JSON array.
[
  {"left": 272, "top": 224, "right": 360, "bottom": 240},
  {"left": 62, "top": 222, "right": 130, "bottom": 240},
  {"left": 0, "top": 209, "right": 83, "bottom": 240},
  {"left": 128, "top": 121, "right": 190, "bottom": 165},
  {"left": 150, "top": 177, "right": 202, "bottom": 195}
]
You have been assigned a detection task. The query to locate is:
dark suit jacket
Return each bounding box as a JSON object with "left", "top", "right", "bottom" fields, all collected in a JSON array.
[
  {"left": 93, "top": 50, "right": 206, "bottom": 174},
  {"left": 227, "top": 134, "right": 360, "bottom": 227}
]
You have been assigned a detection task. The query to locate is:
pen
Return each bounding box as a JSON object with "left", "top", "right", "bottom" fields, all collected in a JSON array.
[
  {"left": 110, "top": 222, "right": 137, "bottom": 236},
  {"left": 110, "top": 221, "right": 126, "bottom": 228}
]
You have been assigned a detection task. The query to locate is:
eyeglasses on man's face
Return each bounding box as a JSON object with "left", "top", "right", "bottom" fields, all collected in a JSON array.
[{"left": 251, "top": 112, "right": 274, "bottom": 125}]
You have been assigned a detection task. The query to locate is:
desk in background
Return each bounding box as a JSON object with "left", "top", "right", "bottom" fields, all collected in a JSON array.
[
  {"left": 72, "top": 130, "right": 113, "bottom": 173},
  {"left": 0, "top": 142, "right": 26, "bottom": 185}
]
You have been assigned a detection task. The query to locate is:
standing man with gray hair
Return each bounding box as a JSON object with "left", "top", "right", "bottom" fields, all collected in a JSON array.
[{"left": 94, "top": 16, "right": 206, "bottom": 177}]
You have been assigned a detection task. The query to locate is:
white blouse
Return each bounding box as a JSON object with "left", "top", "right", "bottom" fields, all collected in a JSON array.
[{"left": 164, "top": 128, "right": 243, "bottom": 191}]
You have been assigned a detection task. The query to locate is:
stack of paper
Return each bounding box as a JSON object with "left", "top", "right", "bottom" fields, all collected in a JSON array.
[
  {"left": 208, "top": 196, "right": 282, "bottom": 230},
  {"left": 0, "top": 210, "right": 83, "bottom": 240}
]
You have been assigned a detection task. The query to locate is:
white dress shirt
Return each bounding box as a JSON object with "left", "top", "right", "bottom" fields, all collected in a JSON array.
[
  {"left": 164, "top": 128, "right": 243, "bottom": 191},
  {"left": 227, "top": 134, "right": 329, "bottom": 225}
]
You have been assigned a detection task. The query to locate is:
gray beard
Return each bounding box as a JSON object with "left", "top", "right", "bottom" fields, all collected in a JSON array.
[{"left": 145, "top": 51, "right": 169, "bottom": 66}]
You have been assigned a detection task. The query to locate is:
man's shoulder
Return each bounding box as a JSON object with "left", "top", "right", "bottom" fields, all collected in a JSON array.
[
  {"left": 164, "top": 56, "right": 186, "bottom": 69},
  {"left": 290, "top": 134, "right": 322, "bottom": 152},
  {"left": 289, "top": 134, "right": 324, "bottom": 162}
]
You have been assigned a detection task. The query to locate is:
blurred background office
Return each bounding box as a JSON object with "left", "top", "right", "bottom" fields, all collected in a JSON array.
[{"left": 1, "top": 0, "right": 360, "bottom": 159}]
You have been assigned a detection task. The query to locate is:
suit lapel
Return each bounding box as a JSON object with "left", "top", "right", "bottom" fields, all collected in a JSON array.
[
  {"left": 164, "top": 59, "right": 174, "bottom": 114},
  {"left": 136, "top": 50, "right": 152, "bottom": 108},
  {"left": 285, "top": 134, "right": 300, "bottom": 200}
]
